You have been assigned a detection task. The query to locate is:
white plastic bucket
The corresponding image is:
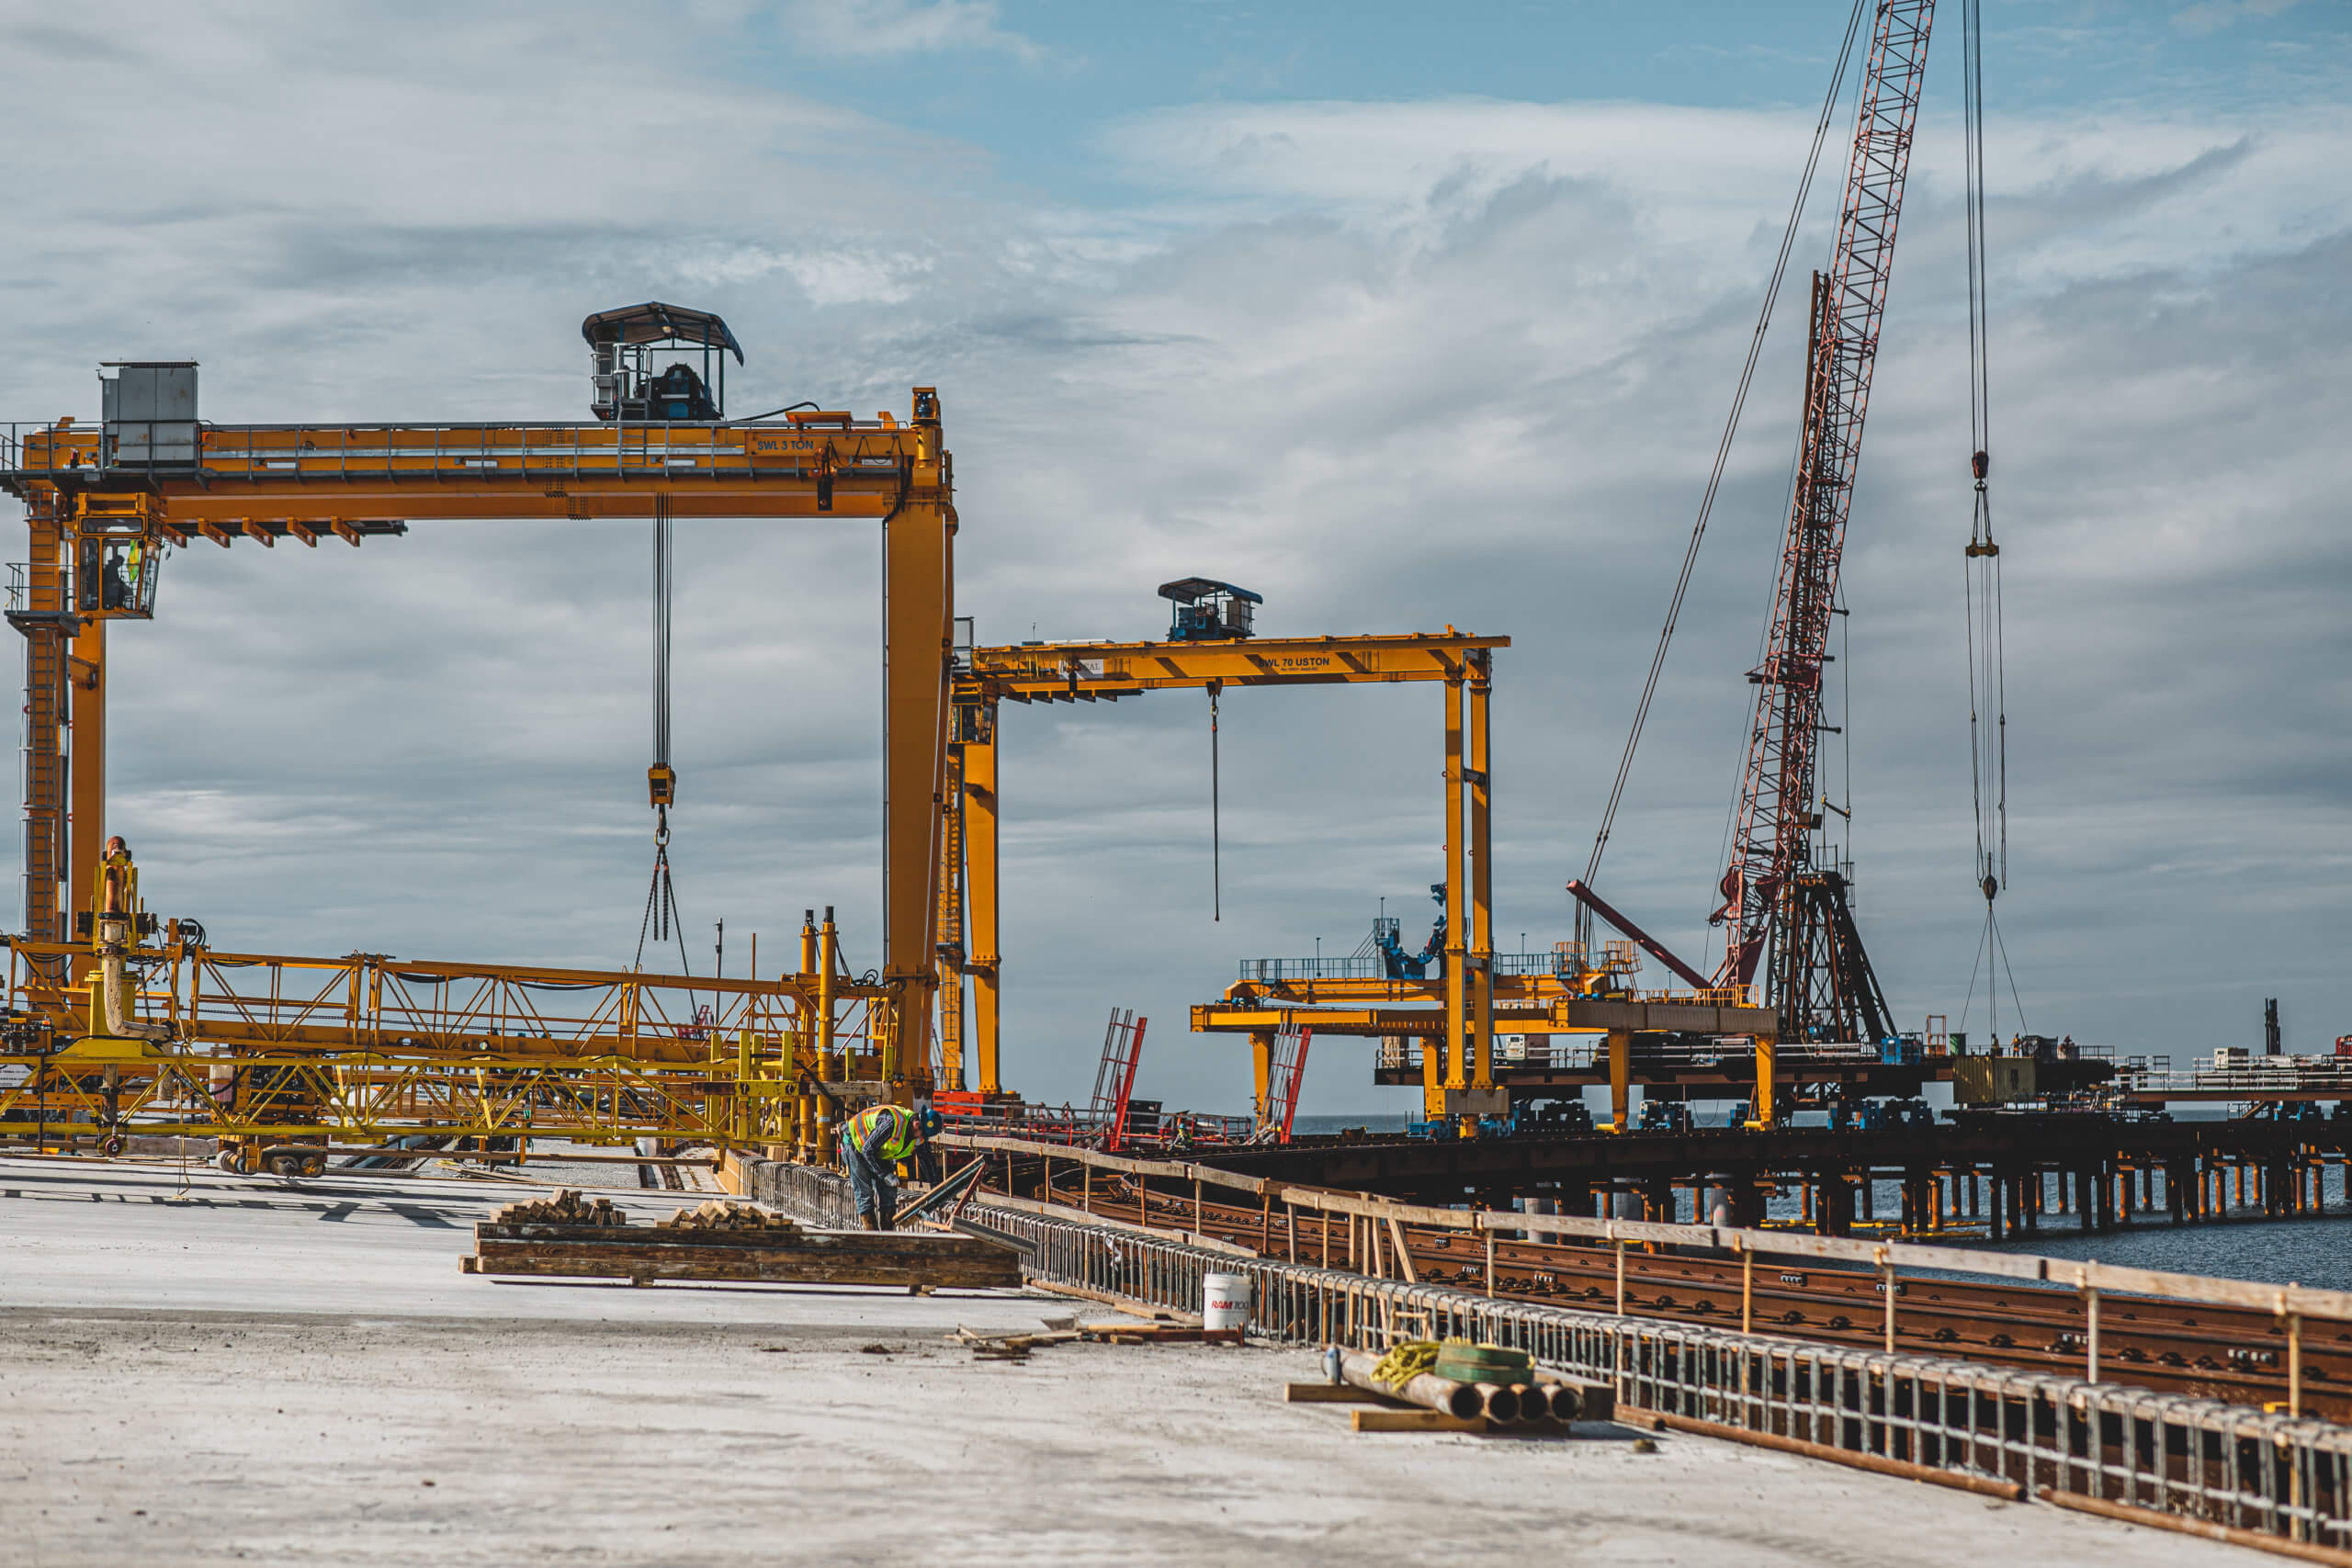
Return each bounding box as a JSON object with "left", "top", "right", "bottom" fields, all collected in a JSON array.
[{"left": 1202, "top": 1271, "right": 1251, "bottom": 1332}]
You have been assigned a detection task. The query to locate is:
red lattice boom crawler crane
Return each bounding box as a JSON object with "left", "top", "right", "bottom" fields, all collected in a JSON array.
[{"left": 1713, "top": 2, "right": 1934, "bottom": 1045}]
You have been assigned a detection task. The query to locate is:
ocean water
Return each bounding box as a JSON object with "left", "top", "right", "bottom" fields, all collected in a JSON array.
[
  {"left": 1963, "top": 1213, "right": 2352, "bottom": 1292},
  {"left": 1284, "top": 1113, "right": 2352, "bottom": 1290}
]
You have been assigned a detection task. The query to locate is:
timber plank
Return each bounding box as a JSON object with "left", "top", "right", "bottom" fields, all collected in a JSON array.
[{"left": 464, "top": 1222, "right": 1022, "bottom": 1291}]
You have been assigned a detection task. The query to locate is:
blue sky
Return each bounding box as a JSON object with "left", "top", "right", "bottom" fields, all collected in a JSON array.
[
  {"left": 1, "top": 0, "right": 2346, "bottom": 1113},
  {"left": 728, "top": 1, "right": 2352, "bottom": 204}
]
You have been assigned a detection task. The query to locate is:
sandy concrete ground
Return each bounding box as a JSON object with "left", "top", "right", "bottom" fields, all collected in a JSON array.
[
  {"left": 0, "top": 1156, "right": 2252, "bottom": 1568},
  {"left": 0, "top": 1156, "right": 1039, "bottom": 1328}
]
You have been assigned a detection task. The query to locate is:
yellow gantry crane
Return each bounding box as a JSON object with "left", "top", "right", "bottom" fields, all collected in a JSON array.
[
  {"left": 0, "top": 310, "right": 955, "bottom": 1168},
  {"left": 932, "top": 583, "right": 1519, "bottom": 1121}
]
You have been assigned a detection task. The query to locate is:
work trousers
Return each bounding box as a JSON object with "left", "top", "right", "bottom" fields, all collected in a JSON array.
[{"left": 841, "top": 1143, "right": 898, "bottom": 1228}]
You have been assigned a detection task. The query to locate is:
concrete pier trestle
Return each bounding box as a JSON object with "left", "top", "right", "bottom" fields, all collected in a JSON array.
[{"left": 974, "top": 1201, "right": 2352, "bottom": 1551}]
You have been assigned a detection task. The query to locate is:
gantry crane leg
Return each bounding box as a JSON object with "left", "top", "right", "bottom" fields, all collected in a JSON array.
[
  {"left": 934, "top": 740, "right": 968, "bottom": 1092},
  {"left": 18, "top": 502, "right": 70, "bottom": 952},
  {"left": 1468, "top": 655, "right": 1494, "bottom": 1095},
  {"left": 1442, "top": 675, "right": 1468, "bottom": 1098},
  {"left": 67, "top": 617, "right": 106, "bottom": 976},
  {"left": 965, "top": 700, "right": 1001, "bottom": 1096},
  {"left": 880, "top": 471, "right": 953, "bottom": 1096},
  {"left": 1753, "top": 1032, "right": 1779, "bottom": 1127},
  {"left": 1250, "top": 1029, "right": 1275, "bottom": 1123},
  {"left": 1609, "top": 1029, "right": 1633, "bottom": 1134}
]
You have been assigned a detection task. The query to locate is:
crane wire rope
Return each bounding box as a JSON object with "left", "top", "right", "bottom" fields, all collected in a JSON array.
[
  {"left": 1577, "top": 0, "right": 1871, "bottom": 957},
  {"left": 634, "top": 511, "right": 695, "bottom": 987},
  {"left": 1209, "top": 681, "right": 1223, "bottom": 922},
  {"left": 1958, "top": 0, "right": 2023, "bottom": 1040}
]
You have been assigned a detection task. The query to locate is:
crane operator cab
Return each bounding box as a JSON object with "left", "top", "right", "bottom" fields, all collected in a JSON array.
[
  {"left": 1159, "top": 578, "right": 1261, "bottom": 642},
  {"left": 583, "top": 301, "right": 744, "bottom": 423}
]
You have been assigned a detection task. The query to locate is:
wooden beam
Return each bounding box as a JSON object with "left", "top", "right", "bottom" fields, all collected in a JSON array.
[
  {"left": 462, "top": 1221, "right": 1021, "bottom": 1291},
  {"left": 1351, "top": 1409, "right": 1487, "bottom": 1434}
]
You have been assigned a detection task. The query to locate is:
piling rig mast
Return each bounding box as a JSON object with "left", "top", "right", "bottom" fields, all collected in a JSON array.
[{"left": 1713, "top": 2, "right": 1931, "bottom": 1045}]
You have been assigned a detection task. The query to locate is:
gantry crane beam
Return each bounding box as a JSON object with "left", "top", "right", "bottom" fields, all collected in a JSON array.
[
  {"left": 1192, "top": 981, "right": 1777, "bottom": 1129},
  {"left": 939, "top": 630, "right": 1507, "bottom": 1116},
  {"left": 2, "top": 400, "right": 954, "bottom": 1092},
  {"left": 972, "top": 632, "right": 1508, "bottom": 700}
]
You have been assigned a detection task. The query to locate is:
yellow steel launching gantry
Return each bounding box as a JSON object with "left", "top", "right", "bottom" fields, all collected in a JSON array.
[
  {"left": 5, "top": 890, "right": 890, "bottom": 1174},
  {"left": 0, "top": 325, "right": 957, "bottom": 1164}
]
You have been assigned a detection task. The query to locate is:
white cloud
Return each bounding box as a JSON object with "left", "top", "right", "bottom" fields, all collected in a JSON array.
[
  {"left": 777, "top": 0, "right": 1046, "bottom": 62},
  {"left": 2174, "top": 0, "right": 2305, "bottom": 37}
]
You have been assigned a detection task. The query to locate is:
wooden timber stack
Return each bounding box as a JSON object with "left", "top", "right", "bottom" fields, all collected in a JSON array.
[{"left": 461, "top": 1193, "right": 1021, "bottom": 1291}]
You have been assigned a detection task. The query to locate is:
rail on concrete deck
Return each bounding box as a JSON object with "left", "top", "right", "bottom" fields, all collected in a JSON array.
[
  {"left": 977, "top": 1198, "right": 2352, "bottom": 1549},
  {"left": 933, "top": 1143, "right": 2352, "bottom": 1550},
  {"left": 939, "top": 1131, "right": 2352, "bottom": 1381}
]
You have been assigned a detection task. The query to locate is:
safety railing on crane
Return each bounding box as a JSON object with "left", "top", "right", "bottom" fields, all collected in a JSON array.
[
  {"left": 0, "top": 936, "right": 903, "bottom": 1152},
  {"left": 0, "top": 417, "right": 922, "bottom": 485}
]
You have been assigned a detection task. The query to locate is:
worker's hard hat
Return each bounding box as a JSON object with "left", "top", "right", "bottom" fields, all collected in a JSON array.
[{"left": 918, "top": 1108, "right": 943, "bottom": 1139}]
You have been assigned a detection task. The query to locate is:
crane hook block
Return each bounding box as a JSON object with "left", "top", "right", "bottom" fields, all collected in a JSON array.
[
  {"left": 1971, "top": 449, "right": 1990, "bottom": 481},
  {"left": 648, "top": 765, "right": 677, "bottom": 809}
]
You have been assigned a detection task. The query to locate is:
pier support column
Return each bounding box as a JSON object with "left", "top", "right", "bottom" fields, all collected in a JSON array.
[
  {"left": 1820, "top": 1171, "right": 1853, "bottom": 1236},
  {"left": 1606, "top": 1030, "right": 1631, "bottom": 1134}
]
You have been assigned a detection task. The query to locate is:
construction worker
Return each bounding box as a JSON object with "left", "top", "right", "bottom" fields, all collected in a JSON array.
[{"left": 837, "top": 1101, "right": 933, "bottom": 1231}]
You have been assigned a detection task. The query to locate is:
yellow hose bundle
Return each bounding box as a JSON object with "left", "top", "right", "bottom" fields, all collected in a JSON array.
[{"left": 1370, "top": 1339, "right": 1440, "bottom": 1391}]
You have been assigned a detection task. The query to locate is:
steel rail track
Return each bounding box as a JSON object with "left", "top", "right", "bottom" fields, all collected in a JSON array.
[{"left": 1048, "top": 1178, "right": 2348, "bottom": 1419}]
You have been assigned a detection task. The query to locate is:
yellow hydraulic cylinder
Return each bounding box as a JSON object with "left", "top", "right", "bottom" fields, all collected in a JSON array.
[
  {"left": 815, "top": 907, "right": 839, "bottom": 1158},
  {"left": 819, "top": 907, "right": 839, "bottom": 1075}
]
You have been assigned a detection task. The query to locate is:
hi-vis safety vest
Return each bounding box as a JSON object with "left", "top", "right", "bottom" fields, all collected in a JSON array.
[{"left": 844, "top": 1104, "right": 920, "bottom": 1164}]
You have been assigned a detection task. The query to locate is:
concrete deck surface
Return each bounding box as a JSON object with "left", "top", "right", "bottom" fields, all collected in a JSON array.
[{"left": 1, "top": 1156, "right": 2254, "bottom": 1567}]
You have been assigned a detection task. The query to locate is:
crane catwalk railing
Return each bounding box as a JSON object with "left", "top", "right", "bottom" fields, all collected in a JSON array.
[
  {"left": 1, "top": 939, "right": 900, "bottom": 1066},
  {"left": 0, "top": 1052, "right": 744, "bottom": 1145},
  {"left": 0, "top": 418, "right": 922, "bottom": 489}
]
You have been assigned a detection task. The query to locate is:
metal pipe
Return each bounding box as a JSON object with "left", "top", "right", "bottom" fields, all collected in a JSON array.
[
  {"left": 1532, "top": 1378, "right": 1587, "bottom": 1421},
  {"left": 1474, "top": 1382, "right": 1521, "bottom": 1423},
  {"left": 1506, "top": 1382, "right": 1549, "bottom": 1422},
  {"left": 1334, "top": 1348, "right": 1481, "bottom": 1420}
]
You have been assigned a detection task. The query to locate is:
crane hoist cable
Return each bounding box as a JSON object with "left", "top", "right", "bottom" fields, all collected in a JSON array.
[
  {"left": 634, "top": 509, "right": 694, "bottom": 982},
  {"left": 1958, "top": 0, "right": 2023, "bottom": 1039},
  {"left": 1209, "top": 680, "right": 1223, "bottom": 922},
  {"left": 1573, "top": 0, "right": 1871, "bottom": 956}
]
